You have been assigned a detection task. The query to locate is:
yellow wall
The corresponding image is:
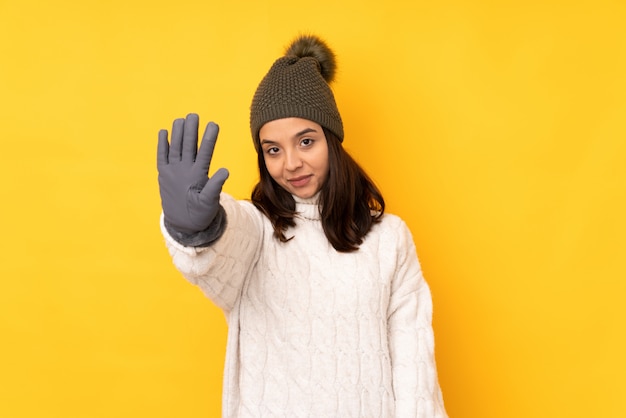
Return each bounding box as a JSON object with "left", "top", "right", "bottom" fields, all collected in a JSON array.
[{"left": 1, "top": 0, "right": 624, "bottom": 416}]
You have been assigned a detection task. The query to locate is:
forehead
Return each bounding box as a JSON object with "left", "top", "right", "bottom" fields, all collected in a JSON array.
[{"left": 259, "top": 117, "right": 323, "bottom": 138}]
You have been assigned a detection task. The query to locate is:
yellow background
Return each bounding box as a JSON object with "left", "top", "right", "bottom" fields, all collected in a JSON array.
[{"left": 1, "top": 0, "right": 625, "bottom": 416}]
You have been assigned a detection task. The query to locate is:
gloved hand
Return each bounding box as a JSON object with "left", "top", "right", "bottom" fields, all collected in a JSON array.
[{"left": 157, "top": 113, "right": 229, "bottom": 234}]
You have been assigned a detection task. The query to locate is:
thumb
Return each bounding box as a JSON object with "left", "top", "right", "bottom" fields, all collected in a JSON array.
[{"left": 199, "top": 167, "right": 230, "bottom": 201}]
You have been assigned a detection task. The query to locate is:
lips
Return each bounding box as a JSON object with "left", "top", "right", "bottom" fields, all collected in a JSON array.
[{"left": 288, "top": 175, "right": 312, "bottom": 187}]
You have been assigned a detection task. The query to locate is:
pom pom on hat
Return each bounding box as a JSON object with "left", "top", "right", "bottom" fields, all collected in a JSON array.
[
  {"left": 250, "top": 34, "right": 344, "bottom": 149},
  {"left": 285, "top": 35, "right": 337, "bottom": 83}
]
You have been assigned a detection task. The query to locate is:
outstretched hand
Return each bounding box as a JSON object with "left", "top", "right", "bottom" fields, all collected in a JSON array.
[{"left": 157, "top": 113, "right": 229, "bottom": 234}]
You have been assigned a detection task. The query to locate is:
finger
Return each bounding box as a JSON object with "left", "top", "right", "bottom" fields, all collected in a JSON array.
[
  {"left": 200, "top": 167, "right": 230, "bottom": 201},
  {"left": 169, "top": 118, "right": 185, "bottom": 162},
  {"left": 196, "top": 122, "right": 220, "bottom": 169},
  {"left": 211, "top": 167, "right": 230, "bottom": 185},
  {"left": 157, "top": 129, "right": 170, "bottom": 168},
  {"left": 182, "top": 113, "right": 199, "bottom": 163}
]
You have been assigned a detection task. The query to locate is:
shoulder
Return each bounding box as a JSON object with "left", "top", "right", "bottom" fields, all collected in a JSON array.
[
  {"left": 379, "top": 212, "right": 405, "bottom": 228},
  {"left": 377, "top": 212, "right": 413, "bottom": 239},
  {"left": 217, "top": 193, "right": 271, "bottom": 236},
  {"left": 366, "top": 212, "right": 417, "bottom": 254}
]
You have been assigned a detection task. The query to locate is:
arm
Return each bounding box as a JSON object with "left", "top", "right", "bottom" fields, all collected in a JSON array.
[
  {"left": 157, "top": 114, "right": 260, "bottom": 314},
  {"left": 161, "top": 193, "right": 263, "bottom": 315},
  {"left": 387, "top": 222, "right": 448, "bottom": 417}
]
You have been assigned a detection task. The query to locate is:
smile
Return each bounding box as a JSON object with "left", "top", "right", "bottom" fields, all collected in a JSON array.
[{"left": 287, "top": 175, "right": 312, "bottom": 187}]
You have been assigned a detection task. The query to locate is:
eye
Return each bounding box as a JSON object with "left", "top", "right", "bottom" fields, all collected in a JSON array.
[
  {"left": 300, "top": 138, "right": 314, "bottom": 147},
  {"left": 265, "top": 146, "right": 280, "bottom": 155}
]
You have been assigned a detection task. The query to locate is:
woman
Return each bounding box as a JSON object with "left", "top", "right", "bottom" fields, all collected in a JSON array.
[{"left": 157, "top": 34, "right": 448, "bottom": 417}]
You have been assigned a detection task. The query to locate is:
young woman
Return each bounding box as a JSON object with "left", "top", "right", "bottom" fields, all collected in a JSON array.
[{"left": 157, "top": 35, "right": 448, "bottom": 417}]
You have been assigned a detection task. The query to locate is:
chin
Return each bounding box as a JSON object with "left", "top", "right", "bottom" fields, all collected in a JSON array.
[{"left": 291, "top": 188, "right": 318, "bottom": 199}]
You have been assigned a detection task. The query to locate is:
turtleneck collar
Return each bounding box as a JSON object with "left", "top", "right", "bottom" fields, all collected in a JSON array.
[{"left": 293, "top": 193, "right": 321, "bottom": 221}]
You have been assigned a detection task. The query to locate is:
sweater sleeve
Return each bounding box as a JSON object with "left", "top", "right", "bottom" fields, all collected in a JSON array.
[
  {"left": 160, "top": 193, "right": 264, "bottom": 315},
  {"left": 387, "top": 221, "right": 448, "bottom": 418}
]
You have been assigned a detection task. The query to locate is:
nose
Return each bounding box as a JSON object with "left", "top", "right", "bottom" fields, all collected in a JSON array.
[{"left": 285, "top": 150, "right": 303, "bottom": 171}]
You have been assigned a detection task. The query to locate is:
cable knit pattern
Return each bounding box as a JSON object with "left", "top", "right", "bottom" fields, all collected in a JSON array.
[{"left": 161, "top": 193, "right": 447, "bottom": 417}]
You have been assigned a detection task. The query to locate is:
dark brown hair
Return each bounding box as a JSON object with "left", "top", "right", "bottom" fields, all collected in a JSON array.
[{"left": 251, "top": 128, "right": 385, "bottom": 252}]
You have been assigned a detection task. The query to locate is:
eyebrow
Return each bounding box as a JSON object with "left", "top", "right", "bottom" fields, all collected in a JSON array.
[
  {"left": 260, "top": 127, "right": 319, "bottom": 145},
  {"left": 293, "top": 127, "right": 317, "bottom": 138}
]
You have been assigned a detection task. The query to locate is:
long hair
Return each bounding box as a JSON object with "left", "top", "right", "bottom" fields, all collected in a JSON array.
[{"left": 251, "top": 128, "right": 385, "bottom": 252}]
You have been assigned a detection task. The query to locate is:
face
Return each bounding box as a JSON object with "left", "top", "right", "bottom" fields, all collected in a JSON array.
[{"left": 259, "top": 117, "right": 329, "bottom": 199}]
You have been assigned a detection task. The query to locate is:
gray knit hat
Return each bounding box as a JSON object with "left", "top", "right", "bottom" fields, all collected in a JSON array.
[{"left": 250, "top": 35, "right": 344, "bottom": 149}]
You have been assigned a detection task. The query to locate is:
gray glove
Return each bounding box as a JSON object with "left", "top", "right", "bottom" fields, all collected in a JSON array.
[{"left": 157, "top": 113, "right": 229, "bottom": 243}]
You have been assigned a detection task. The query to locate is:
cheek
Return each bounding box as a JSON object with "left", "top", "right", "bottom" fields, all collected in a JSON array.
[
  {"left": 263, "top": 157, "right": 282, "bottom": 181},
  {"left": 315, "top": 149, "right": 330, "bottom": 173}
]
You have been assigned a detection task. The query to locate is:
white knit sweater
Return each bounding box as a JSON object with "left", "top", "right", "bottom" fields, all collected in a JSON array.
[{"left": 161, "top": 193, "right": 447, "bottom": 417}]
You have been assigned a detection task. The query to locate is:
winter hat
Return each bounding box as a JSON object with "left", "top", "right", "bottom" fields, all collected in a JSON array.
[{"left": 250, "top": 35, "right": 344, "bottom": 149}]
